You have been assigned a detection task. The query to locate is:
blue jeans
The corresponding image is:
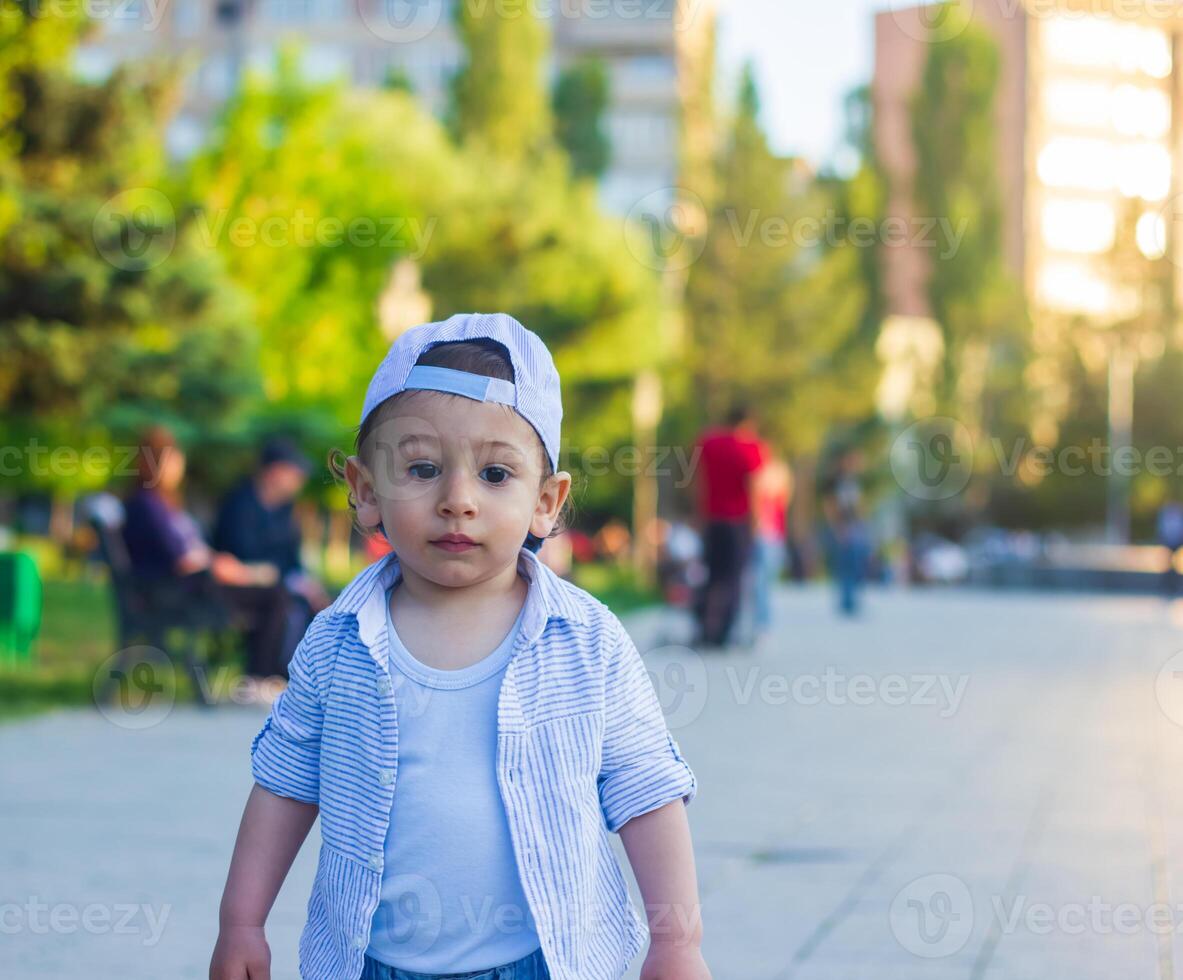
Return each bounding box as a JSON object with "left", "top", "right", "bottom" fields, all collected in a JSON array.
[
  {"left": 822, "top": 524, "right": 870, "bottom": 616},
  {"left": 361, "top": 946, "right": 550, "bottom": 980}
]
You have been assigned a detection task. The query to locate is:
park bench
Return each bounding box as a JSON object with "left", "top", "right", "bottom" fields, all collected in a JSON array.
[{"left": 86, "top": 495, "right": 230, "bottom": 708}]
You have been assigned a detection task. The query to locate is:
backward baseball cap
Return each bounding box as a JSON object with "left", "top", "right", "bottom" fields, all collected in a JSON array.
[{"left": 359, "top": 312, "right": 563, "bottom": 474}]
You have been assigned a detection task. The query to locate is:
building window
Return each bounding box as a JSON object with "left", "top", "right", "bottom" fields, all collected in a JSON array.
[
  {"left": 260, "top": 0, "right": 348, "bottom": 22},
  {"left": 203, "top": 52, "right": 238, "bottom": 98},
  {"left": 303, "top": 44, "right": 349, "bottom": 82},
  {"left": 73, "top": 47, "right": 117, "bottom": 82},
  {"left": 215, "top": 1, "right": 245, "bottom": 27},
  {"left": 167, "top": 115, "right": 207, "bottom": 161},
  {"left": 106, "top": 0, "right": 143, "bottom": 33},
  {"left": 174, "top": 0, "right": 204, "bottom": 35},
  {"left": 1040, "top": 198, "right": 1116, "bottom": 255},
  {"left": 1043, "top": 15, "right": 1171, "bottom": 79}
]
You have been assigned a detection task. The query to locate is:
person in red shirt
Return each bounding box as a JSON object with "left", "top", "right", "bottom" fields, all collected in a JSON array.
[{"left": 690, "top": 404, "right": 768, "bottom": 648}]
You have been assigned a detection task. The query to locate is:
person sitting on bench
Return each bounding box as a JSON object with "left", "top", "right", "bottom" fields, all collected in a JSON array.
[
  {"left": 121, "top": 426, "right": 291, "bottom": 682},
  {"left": 213, "top": 437, "right": 331, "bottom": 669}
]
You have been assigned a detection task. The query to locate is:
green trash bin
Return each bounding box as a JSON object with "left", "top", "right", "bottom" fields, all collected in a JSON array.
[{"left": 0, "top": 551, "right": 42, "bottom": 664}]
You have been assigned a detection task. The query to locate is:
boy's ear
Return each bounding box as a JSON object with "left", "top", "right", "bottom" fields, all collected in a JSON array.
[
  {"left": 530, "top": 470, "right": 572, "bottom": 539},
  {"left": 344, "top": 455, "right": 383, "bottom": 529}
]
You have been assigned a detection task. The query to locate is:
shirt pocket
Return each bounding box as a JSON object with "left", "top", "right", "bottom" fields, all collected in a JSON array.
[{"left": 523, "top": 710, "right": 604, "bottom": 823}]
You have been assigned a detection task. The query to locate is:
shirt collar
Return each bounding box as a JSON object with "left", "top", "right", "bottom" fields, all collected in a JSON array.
[{"left": 329, "top": 543, "right": 588, "bottom": 659}]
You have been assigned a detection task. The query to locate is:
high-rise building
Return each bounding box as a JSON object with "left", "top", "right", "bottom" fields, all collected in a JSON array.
[
  {"left": 73, "top": 0, "right": 717, "bottom": 217},
  {"left": 553, "top": 0, "right": 716, "bottom": 215},
  {"left": 874, "top": 0, "right": 1181, "bottom": 325}
]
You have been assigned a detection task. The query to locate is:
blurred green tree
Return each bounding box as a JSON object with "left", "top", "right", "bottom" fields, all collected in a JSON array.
[
  {"left": 0, "top": 5, "right": 258, "bottom": 498},
  {"left": 447, "top": 0, "right": 551, "bottom": 163},
  {"left": 182, "top": 47, "right": 455, "bottom": 431},
  {"left": 552, "top": 58, "right": 610, "bottom": 180},
  {"left": 183, "top": 43, "right": 660, "bottom": 518},
  {"left": 910, "top": 7, "right": 1030, "bottom": 437},
  {"left": 680, "top": 63, "right": 877, "bottom": 460}
]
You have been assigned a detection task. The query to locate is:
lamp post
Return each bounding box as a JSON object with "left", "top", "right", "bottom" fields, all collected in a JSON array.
[
  {"left": 875, "top": 314, "right": 945, "bottom": 582},
  {"left": 1100, "top": 202, "right": 1171, "bottom": 544},
  {"left": 378, "top": 258, "right": 432, "bottom": 341},
  {"left": 630, "top": 187, "right": 706, "bottom": 586}
]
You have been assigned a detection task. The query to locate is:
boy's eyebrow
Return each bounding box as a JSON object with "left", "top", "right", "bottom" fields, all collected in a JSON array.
[{"left": 396, "top": 434, "right": 524, "bottom": 454}]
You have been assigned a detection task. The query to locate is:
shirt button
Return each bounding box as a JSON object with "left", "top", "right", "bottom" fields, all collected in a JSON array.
[
  {"left": 378, "top": 768, "right": 394, "bottom": 786},
  {"left": 376, "top": 677, "right": 392, "bottom": 696},
  {"left": 353, "top": 935, "right": 366, "bottom": 949},
  {"left": 368, "top": 853, "right": 382, "bottom": 871}
]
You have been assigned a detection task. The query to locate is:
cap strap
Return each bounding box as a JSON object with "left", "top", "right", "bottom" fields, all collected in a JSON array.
[{"left": 404, "top": 365, "right": 516, "bottom": 405}]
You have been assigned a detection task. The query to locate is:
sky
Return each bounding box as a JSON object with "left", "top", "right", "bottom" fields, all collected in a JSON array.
[{"left": 716, "top": 0, "right": 892, "bottom": 172}]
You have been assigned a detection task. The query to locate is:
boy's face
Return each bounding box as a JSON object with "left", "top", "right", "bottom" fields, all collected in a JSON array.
[{"left": 345, "top": 391, "right": 571, "bottom": 588}]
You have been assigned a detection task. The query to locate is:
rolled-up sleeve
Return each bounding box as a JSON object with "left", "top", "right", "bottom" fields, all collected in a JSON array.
[
  {"left": 250, "top": 621, "right": 325, "bottom": 804},
  {"left": 597, "top": 618, "right": 697, "bottom": 833}
]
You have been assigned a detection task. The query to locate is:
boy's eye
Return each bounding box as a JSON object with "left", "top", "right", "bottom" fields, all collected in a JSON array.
[
  {"left": 482, "top": 466, "right": 510, "bottom": 485},
  {"left": 406, "top": 463, "right": 508, "bottom": 485}
]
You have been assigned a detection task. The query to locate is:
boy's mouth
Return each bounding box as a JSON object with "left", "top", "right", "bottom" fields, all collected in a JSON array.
[{"left": 431, "top": 533, "right": 478, "bottom": 552}]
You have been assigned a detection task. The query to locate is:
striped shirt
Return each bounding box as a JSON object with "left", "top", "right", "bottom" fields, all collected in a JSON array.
[{"left": 250, "top": 544, "right": 698, "bottom": 980}]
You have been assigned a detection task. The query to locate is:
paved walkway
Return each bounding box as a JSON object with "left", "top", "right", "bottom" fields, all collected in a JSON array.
[{"left": 5, "top": 585, "right": 1183, "bottom": 978}]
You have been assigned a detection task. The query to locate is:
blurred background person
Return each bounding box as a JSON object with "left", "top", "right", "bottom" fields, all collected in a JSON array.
[
  {"left": 821, "top": 448, "right": 870, "bottom": 618},
  {"left": 213, "top": 437, "right": 332, "bottom": 668},
  {"left": 593, "top": 517, "right": 632, "bottom": 565},
  {"left": 121, "top": 426, "right": 290, "bottom": 681},
  {"left": 1158, "top": 490, "right": 1183, "bottom": 598},
  {"left": 691, "top": 404, "right": 768, "bottom": 649},
  {"left": 538, "top": 530, "right": 573, "bottom": 579},
  {"left": 745, "top": 456, "right": 793, "bottom": 644}
]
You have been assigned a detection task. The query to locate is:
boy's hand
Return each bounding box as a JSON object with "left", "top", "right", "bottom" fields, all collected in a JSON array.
[
  {"left": 210, "top": 924, "right": 271, "bottom": 980},
  {"left": 639, "top": 942, "right": 712, "bottom": 980}
]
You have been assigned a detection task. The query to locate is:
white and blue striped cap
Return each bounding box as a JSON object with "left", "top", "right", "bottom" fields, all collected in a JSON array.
[{"left": 359, "top": 312, "right": 563, "bottom": 473}]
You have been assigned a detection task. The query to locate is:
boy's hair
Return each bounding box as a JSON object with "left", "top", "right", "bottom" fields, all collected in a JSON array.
[{"left": 328, "top": 339, "right": 574, "bottom": 548}]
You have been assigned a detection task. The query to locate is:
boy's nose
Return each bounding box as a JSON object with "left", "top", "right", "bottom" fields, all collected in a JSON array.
[{"left": 436, "top": 472, "right": 478, "bottom": 518}]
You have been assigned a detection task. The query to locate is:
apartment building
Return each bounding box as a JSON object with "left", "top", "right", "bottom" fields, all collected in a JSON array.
[{"left": 74, "top": 0, "right": 717, "bottom": 216}]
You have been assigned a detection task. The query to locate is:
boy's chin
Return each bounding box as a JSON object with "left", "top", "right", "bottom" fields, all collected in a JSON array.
[{"left": 421, "top": 546, "right": 526, "bottom": 577}]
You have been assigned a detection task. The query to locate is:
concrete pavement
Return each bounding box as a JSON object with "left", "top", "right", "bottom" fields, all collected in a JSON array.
[{"left": 5, "top": 584, "right": 1183, "bottom": 979}]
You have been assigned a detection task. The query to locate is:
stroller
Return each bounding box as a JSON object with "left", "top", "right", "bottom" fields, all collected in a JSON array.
[{"left": 653, "top": 520, "right": 709, "bottom": 647}]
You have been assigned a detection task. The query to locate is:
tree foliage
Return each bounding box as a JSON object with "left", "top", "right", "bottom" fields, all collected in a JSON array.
[
  {"left": 910, "top": 6, "right": 1029, "bottom": 430},
  {"left": 0, "top": 5, "right": 258, "bottom": 492},
  {"left": 552, "top": 58, "right": 610, "bottom": 180},
  {"left": 447, "top": 0, "right": 551, "bottom": 163},
  {"left": 680, "top": 63, "right": 877, "bottom": 459}
]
